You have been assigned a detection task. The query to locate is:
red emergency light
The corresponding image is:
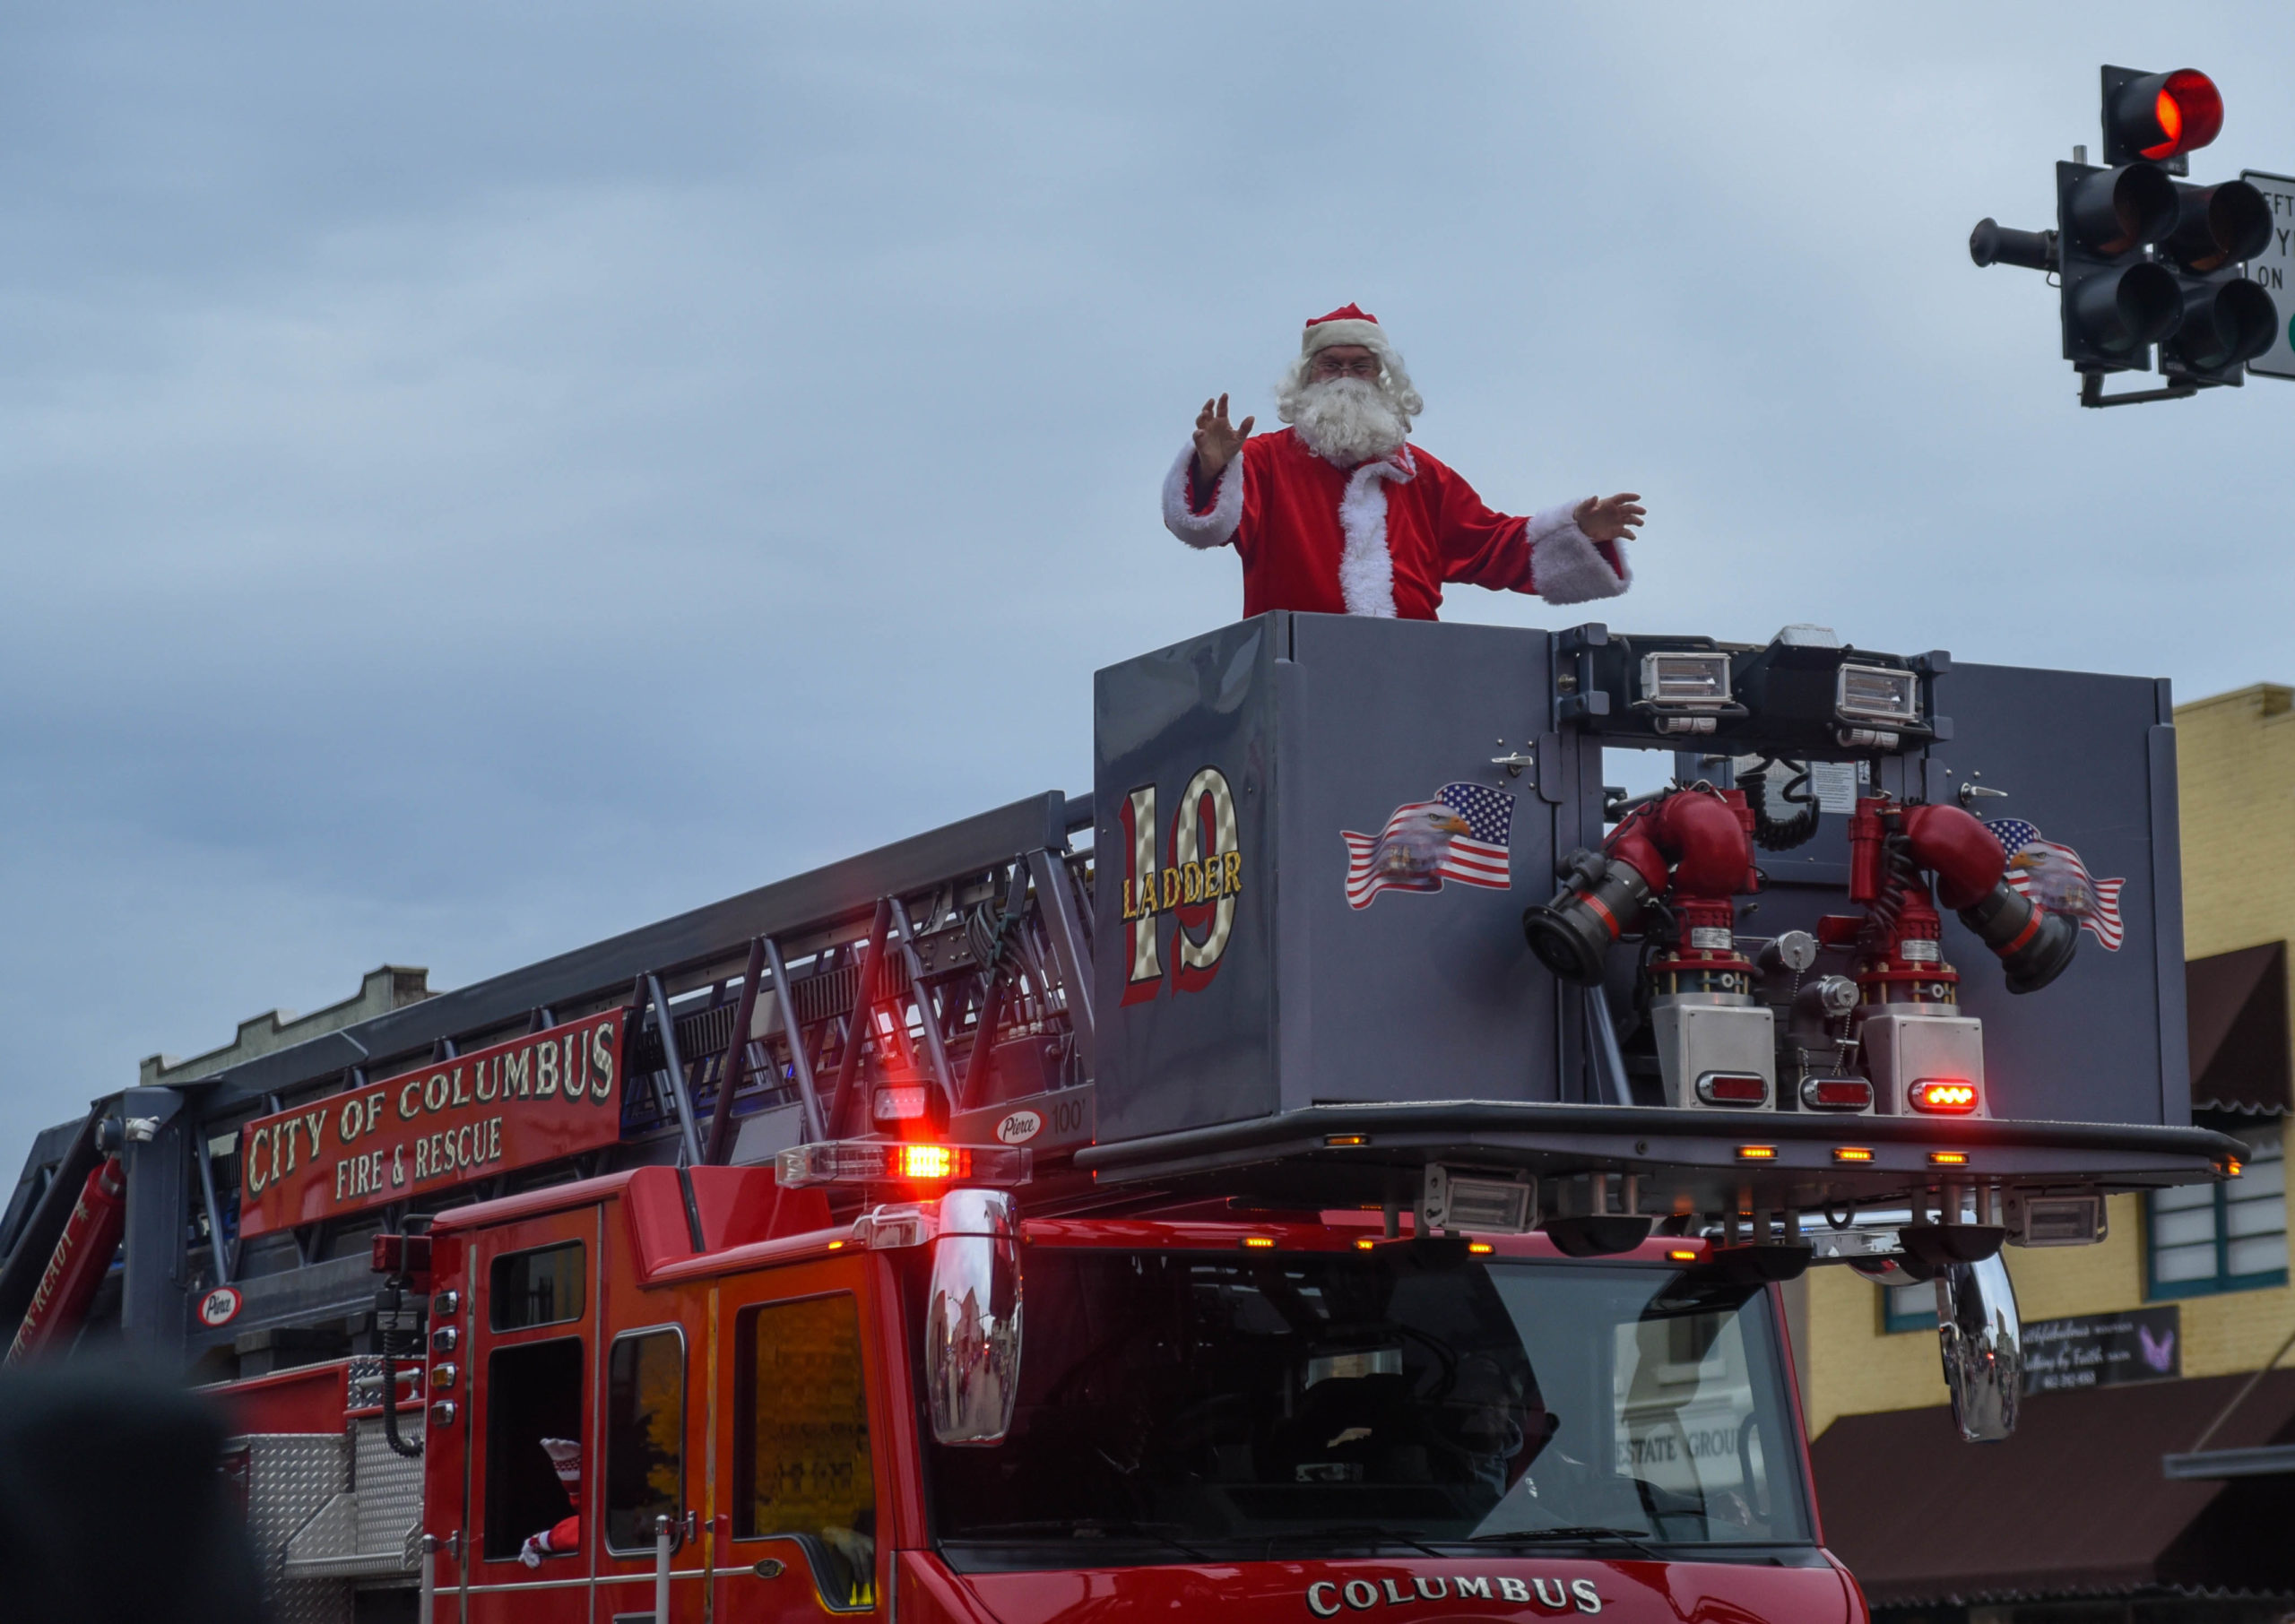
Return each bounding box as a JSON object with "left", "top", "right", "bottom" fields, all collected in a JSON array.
[
  {"left": 776, "top": 1138, "right": 1032, "bottom": 1188},
  {"left": 1803, "top": 1078, "right": 1875, "bottom": 1112},
  {"left": 370, "top": 1232, "right": 434, "bottom": 1282},
  {"left": 1908, "top": 1080, "right": 1980, "bottom": 1115},
  {"left": 1696, "top": 1073, "right": 1769, "bottom": 1107}
]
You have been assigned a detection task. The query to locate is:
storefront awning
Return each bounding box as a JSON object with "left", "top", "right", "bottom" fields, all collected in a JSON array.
[
  {"left": 2187, "top": 941, "right": 2290, "bottom": 1117},
  {"left": 1810, "top": 1369, "right": 2295, "bottom": 1606}
]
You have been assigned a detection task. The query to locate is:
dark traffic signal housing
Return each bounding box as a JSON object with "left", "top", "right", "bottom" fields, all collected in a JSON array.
[
  {"left": 1970, "top": 65, "right": 2283, "bottom": 406},
  {"left": 2157, "top": 180, "right": 2278, "bottom": 384}
]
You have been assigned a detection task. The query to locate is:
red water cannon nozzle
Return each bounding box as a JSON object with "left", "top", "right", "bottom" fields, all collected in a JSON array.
[
  {"left": 1848, "top": 798, "right": 2077, "bottom": 996},
  {"left": 1524, "top": 788, "right": 1756, "bottom": 984}
]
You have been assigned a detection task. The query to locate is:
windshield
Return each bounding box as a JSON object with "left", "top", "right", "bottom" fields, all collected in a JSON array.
[{"left": 922, "top": 1245, "right": 1812, "bottom": 1562}]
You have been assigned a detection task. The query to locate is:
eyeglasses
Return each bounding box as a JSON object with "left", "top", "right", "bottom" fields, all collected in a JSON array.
[{"left": 1310, "top": 355, "right": 1381, "bottom": 380}]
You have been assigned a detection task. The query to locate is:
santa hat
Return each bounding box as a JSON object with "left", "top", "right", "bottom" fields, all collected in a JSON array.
[{"left": 1301, "top": 303, "right": 1391, "bottom": 358}]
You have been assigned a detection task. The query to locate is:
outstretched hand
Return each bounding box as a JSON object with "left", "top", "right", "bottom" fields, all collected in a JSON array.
[
  {"left": 1573, "top": 493, "right": 1646, "bottom": 544},
  {"left": 1192, "top": 393, "right": 1255, "bottom": 481}
]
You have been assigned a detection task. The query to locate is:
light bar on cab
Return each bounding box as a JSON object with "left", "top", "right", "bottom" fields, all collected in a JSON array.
[{"left": 776, "top": 1138, "right": 1032, "bottom": 1189}]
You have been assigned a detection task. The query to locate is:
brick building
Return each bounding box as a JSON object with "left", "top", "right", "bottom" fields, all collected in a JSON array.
[{"left": 1805, "top": 685, "right": 2295, "bottom": 1621}]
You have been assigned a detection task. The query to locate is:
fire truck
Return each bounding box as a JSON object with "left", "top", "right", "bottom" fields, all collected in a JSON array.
[{"left": 0, "top": 616, "right": 2235, "bottom": 1624}]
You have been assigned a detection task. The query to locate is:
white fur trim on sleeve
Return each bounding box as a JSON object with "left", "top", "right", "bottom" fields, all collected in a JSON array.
[
  {"left": 1525, "top": 502, "right": 1630, "bottom": 606},
  {"left": 1162, "top": 442, "right": 1243, "bottom": 550}
]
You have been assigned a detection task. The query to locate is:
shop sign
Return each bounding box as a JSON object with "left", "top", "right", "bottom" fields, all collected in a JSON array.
[
  {"left": 236, "top": 1009, "right": 625, "bottom": 1238},
  {"left": 2022, "top": 1303, "right": 2180, "bottom": 1395}
]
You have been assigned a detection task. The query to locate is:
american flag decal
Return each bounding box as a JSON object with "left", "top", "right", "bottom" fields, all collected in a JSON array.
[
  {"left": 1984, "top": 817, "right": 2126, "bottom": 951},
  {"left": 1342, "top": 782, "right": 1514, "bottom": 911}
]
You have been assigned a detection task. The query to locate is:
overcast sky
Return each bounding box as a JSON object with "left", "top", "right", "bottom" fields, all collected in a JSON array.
[{"left": 3, "top": 4, "right": 2289, "bottom": 1152}]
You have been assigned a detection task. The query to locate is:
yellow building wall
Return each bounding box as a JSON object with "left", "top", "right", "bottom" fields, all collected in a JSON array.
[{"left": 1804, "top": 683, "right": 2295, "bottom": 1440}]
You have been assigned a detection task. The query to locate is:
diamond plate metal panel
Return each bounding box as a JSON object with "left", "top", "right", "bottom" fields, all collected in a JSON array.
[
  {"left": 237, "top": 1432, "right": 351, "bottom": 1624},
  {"left": 351, "top": 1416, "right": 424, "bottom": 1570}
]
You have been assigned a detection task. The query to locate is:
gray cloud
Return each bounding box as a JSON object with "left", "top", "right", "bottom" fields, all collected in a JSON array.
[{"left": 3, "top": 2, "right": 2290, "bottom": 1148}]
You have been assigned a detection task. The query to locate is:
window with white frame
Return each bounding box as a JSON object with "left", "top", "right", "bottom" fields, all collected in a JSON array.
[
  {"left": 1879, "top": 1276, "right": 1935, "bottom": 1335},
  {"left": 2149, "top": 1121, "right": 2287, "bottom": 1299}
]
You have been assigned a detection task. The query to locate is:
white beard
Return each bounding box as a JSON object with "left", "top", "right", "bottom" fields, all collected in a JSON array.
[{"left": 1289, "top": 377, "right": 1410, "bottom": 466}]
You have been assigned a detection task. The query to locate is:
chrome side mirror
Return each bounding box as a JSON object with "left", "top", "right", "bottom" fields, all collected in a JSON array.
[
  {"left": 925, "top": 1188, "right": 1022, "bottom": 1445},
  {"left": 1936, "top": 1251, "right": 2022, "bottom": 1442}
]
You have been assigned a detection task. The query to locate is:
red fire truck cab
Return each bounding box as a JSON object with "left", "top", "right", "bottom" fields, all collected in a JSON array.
[{"left": 393, "top": 1162, "right": 1858, "bottom": 1624}]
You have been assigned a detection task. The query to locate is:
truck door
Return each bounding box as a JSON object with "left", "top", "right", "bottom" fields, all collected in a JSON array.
[
  {"left": 719, "top": 1257, "right": 887, "bottom": 1624},
  {"left": 461, "top": 1207, "right": 600, "bottom": 1624},
  {"left": 593, "top": 1313, "right": 697, "bottom": 1622}
]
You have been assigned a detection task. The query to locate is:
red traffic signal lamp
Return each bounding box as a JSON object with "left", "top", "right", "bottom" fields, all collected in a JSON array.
[{"left": 2101, "top": 66, "right": 2223, "bottom": 170}]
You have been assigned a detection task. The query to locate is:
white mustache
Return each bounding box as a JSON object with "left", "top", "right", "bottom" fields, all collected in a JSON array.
[{"left": 1292, "top": 377, "right": 1409, "bottom": 464}]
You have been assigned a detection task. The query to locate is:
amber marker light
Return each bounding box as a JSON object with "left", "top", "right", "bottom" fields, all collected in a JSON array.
[
  {"left": 1241, "top": 1236, "right": 1277, "bottom": 1249},
  {"left": 1832, "top": 1147, "right": 1875, "bottom": 1164},
  {"left": 1736, "top": 1145, "right": 1778, "bottom": 1162},
  {"left": 2224, "top": 1157, "right": 2246, "bottom": 1178},
  {"left": 827, "top": 1240, "right": 846, "bottom": 1250},
  {"left": 1667, "top": 1248, "right": 1698, "bottom": 1263},
  {"left": 1325, "top": 1134, "right": 1371, "bottom": 1147},
  {"left": 1355, "top": 1237, "right": 1377, "bottom": 1251},
  {"left": 1468, "top": 1242, "right": 1495, "bottom": 1255},
  {"left": 1928, "top": 1151, "right": 1970, "bottom": 1168}
]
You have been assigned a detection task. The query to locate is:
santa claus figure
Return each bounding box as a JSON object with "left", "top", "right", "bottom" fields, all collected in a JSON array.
[{"left": 1162, "top": 305, "right": 1642, "bottom": 619}]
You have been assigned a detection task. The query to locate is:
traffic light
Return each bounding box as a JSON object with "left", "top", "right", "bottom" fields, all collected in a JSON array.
[
  {"left": 2100, "top": 66, "right": 2222, "bottom": 169},
  {"left": 2157, "top": 180, "right": 2279, "bottom": 383},
  {"left": 1969, "top": 65, "right": 2287, "bottom": 405},
  {"left": 2054, "top": 159, "right": 2180, "bottom": 368}
]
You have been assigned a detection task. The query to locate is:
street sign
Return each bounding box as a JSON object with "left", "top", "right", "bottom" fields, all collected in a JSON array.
[{"left": 2239, "top": 170, "right": 2295, "bottom": 378}]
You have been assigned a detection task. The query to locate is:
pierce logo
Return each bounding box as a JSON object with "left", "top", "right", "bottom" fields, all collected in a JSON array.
[
  {"left": 1118, "top": 767, "right": 1243, "bottom": 1005},
  {"left": 197, "top": 1286, "right": 244, "bottom": 1329},
  {"left": 995, "top": 1110, "right": 1043, "bottom": 1145}
]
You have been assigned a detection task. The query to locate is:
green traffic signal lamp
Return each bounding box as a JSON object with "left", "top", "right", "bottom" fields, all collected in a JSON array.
[
  {"left": 2161, "top": 278, "right": 2277, "bottom": 379},
  {"left": 2101, "top": 66, "right": 2224, "bottom": 171}
]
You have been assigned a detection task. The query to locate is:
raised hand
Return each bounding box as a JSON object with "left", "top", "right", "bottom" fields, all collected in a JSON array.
[
  {"left": 1573, "top": 492, "right": 1646, "bottom": 544},
  {"left": 1192, "top": 393, "right": 1255, "bottom": 481}
]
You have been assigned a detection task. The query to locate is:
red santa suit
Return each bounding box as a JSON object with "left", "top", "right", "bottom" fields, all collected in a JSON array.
[{"left": 1160, "top": 307, "right": 1631, "bottom": 619}]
